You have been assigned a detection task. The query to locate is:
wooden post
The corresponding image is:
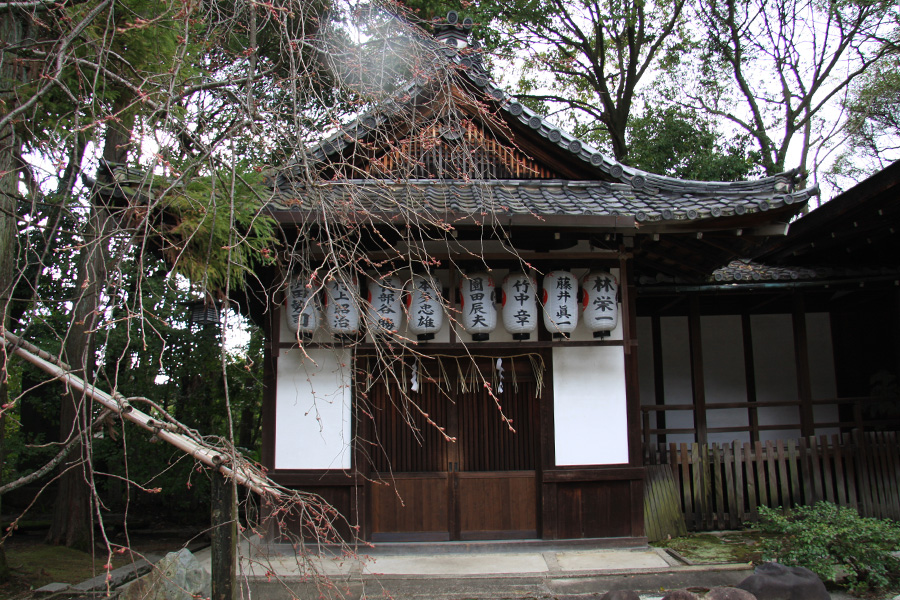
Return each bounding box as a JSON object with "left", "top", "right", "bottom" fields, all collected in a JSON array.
[
  {"left": 688, "top": 295, "right": 708, "bottom": 446},
  {"left": 211, "top": 470, "right": 236, "bottom": 600}
]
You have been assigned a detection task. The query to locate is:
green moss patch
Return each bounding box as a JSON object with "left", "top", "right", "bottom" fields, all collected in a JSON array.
[{"left": 652, "top": 531, "right": 766, "bottom": 564}]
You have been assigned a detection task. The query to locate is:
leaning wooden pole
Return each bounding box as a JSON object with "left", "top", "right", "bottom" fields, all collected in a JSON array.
[{"left": 2, "top": 329, "right": 282, "bottom": 498}]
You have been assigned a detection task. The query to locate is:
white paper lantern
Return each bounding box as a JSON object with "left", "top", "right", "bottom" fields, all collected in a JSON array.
[
  {"left": 284, "top": 275, "right": 320, "bottom": 337},
  {"left": 460, "top": 272, "right": 497, "bottom": 341},
  {"left": 405, "top": 274, "right": 443, "bottom": 341},
  {"left": 366, "top": 275, "right": 403, "bottom": 335},
  {"left": 542, "top": 271, "right": 579, "bottom": 338},
  {"left": 324, "top": 276, "right": 360, "bottom": 336},
  {"left": 581, "top": 271, "right": 618, "bottom": 337},
  {"left": 501, "top": 272, "right": 538, "bottom": 340}
]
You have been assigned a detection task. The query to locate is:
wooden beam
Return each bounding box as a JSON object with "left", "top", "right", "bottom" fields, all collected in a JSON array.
[
  {"left": 652, "top": 315, "right": 667, "bottom": 446},
  {"left": 741, "top": 313, "right": 760, "bottom": 444}
]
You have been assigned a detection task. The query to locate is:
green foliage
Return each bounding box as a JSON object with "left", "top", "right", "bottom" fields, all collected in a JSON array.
[
  {"left": 756, "top": 502, "right": 900, "bottom": 595},
  {"left": 161, "top": 166, "right": 277, "bottom": 292},
  {"left": 625, "top": 106, "right": 761, "bottom": 181}
]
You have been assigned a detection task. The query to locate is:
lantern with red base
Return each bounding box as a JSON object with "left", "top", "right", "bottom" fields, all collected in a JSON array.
[
  {"left": 324, "top": 275, "right": 360, "bottom": 337},
  {"left": 285, "top": 275, "right": 320, "bottom": 338},
  {"left": 501, "top": 272, "right": 537, "bottom": 340},
  {"left": 406, "top": 274, "right": 443, "bottom": 341},
  {"left": 581, "top": 271, "right": 618, "bottom": 337},
  {"left": 366, "top": 275, "right": 403, "bottom": 336},
  {"left": 542, "top": 270, "right": 579, "bottom": 339},
  {"left": 460, "top": 272, "right": 497, "bottom": 341}
]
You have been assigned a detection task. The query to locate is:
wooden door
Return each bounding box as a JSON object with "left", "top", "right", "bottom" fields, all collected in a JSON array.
[{"left": 365, "top": 355, "right": 540, "bottom": 542}]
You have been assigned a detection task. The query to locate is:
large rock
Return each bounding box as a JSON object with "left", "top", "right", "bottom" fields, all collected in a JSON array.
[
  {"left": 600, "top": 591, "right": 641, "bottom": 600},
  {"left": 737, "top": 562, "right": 830, "bottom": 600},
  {"left": 706, "top": 586, "right": 757, "bottom": 600},
  {"left": 120, "top": 548, "right": 211, "bottom": 600},
  {"left": 662, "top": 591, "right": 700, "bottom": 600}
]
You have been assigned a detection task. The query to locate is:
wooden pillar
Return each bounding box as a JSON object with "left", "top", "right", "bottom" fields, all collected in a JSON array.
[
  {"left": 792, "top": 292, "right": 815, "bottom": 438},
  {"left": 211, "top": 471, "right": 237, "bottom": 600},
  {"left": 741, "top": 313, "right": 760, "bottom": 443},
  {"left": 688, "top": 295, "right": 708, "bottom": 446},
  {"left": 651, "top": 314, "right": 667, "bottom": 447},
  {"left": 621, "top": 254, "right": 643, "bottom": 466}
]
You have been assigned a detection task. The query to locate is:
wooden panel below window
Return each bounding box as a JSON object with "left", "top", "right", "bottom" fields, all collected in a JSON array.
[
  {"left": 554, "top": 479, "right": 643, "bottom": 539},
  {"left": 370, "top": 474, "right": 450, "bottom": 541},
  {"left": 458, "top": 472, "right": 537, "bottom": 540}
]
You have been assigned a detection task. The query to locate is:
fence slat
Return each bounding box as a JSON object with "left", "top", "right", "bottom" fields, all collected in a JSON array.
[
  {"left": 754, "top": 441, "right": 769, "bottom": 509},
  {"left": 680, "top": 443, "right": 693, "bottom": 529},
  {"left": 745, "top": 443, "right": 758, "bottom": 521},
  {"left": 787, "top": 439, "right": 801, "bottom": 508},
  {"left": 765, "top": 440, "right": 778, "bottom": 506},
  {"left": 831, "top": 434, "right": 848, "bottom": 507},
  {"left": 776, "top": 440, "right": 790, "bottom": 509},
  {"left": 713, "top": 444, "right": 724, "bottom": 529}
]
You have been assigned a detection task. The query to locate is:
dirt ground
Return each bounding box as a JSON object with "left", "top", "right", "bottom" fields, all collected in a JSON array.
[{"left": 0, "top": 523, "right": 205, "bottom": 599}]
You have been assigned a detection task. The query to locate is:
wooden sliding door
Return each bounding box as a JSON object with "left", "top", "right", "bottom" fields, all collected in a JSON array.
[{"left": 365, "top": 355, "right": 540, "bottom": 541}]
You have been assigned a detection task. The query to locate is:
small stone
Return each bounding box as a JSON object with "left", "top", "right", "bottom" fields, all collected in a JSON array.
[
  {"left": 600, "top": 591, "right": 641, "bottom": 600},
  {"left": 34, "top": 582, "right": 70, "bottom": 594},
  {"left": 737, "top": 562, "right": 830, "bottom": 600},
  {"left": 706, "top": 587, "right": 757, "bottom": 600},
  {"left": 662, "top": 591, "right": 700, "bottom": 600}
]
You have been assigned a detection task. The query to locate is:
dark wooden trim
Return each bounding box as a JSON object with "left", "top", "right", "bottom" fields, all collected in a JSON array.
[
  {"left": 622, "top": 256, "right": 642, "bottom": 467},
  {"left": 271, "top": 471, "right": 361, "bottom": 486},
  {"left": 370, "top": 532, "right": 451, "bottom": 542},
  {"left": 630, "top": 479, "right": 645, "bottom": 537},
  {"left": 542, "top": 467, "right": 644, "bottom": 482},
  {"left": 688, "top": 295, "right": 708, "bottom": 445},
  {"left": 541, "top": 483, "right": 558, "bottom": 539},
  {"left": 741, "top": 313, "right": 760, "bottom": 443},
  {"left": 792, "top": 292, "right": 815, "bottom": 438},
  {"left": 278, "top": 339, "right": 626, "bottom": 351},
  {"left": 540, "top": 348, "right": 556, "bottom": 539},
  {"left": 261, "top": 300, "right": 280, "bottom": 470},
  {"left": 459, "top": 529, "right": 538, "bottom": 541},
  {"left": 651, "top": 315, "right": 666, "bottom": 447}
]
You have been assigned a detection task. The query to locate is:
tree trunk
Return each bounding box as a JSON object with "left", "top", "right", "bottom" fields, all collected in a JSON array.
[
  {"left": 0, "top": 8, "right": 28, "bottom": 581},
  {"left": 46, "top": 89, "right": 134, "bottom": 549}
]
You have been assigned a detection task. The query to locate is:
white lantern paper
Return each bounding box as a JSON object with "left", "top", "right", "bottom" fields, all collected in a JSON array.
[
  {"left": 285, "top": 275, "right": 320, "bottom": 336},
  {"left": 581, "top": 271, "right": 618, "bottom": 337},
  {"left": 405, "top": 274, "right": 443, "bottom": 341},
  {"left": 366, "top": 275, "right": 403, "bottom": 335},
  {"left": 324, "top": 276, "right": 360, "bottom": 336},
  {"left": 460, "top": 272, "right": 497, "bottom": 341},
  {"left": 501, "top": 272, "right": 538, "bottom": 340},
  {"left": 542, "top": 271, "right": 579, "bottom": 338}
]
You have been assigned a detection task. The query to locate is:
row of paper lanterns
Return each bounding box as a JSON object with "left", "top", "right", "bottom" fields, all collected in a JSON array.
[{"left": 285, "top": 271, "right": 618, "bottom": 341}]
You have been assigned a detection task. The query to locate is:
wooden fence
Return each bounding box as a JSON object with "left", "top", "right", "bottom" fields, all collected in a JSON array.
[{"left": 644, "top": 431, "right": 900, "bottom": 531}]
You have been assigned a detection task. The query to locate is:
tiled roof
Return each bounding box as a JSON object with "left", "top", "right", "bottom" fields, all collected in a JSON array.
[
  {"left": 268, "top": 178, "right": 817, "bottom": 225},
  {"left": 269, "top": 26, "right": 818, "bottom": 226},
  {"left": 711, "top": 260, "right": 819, "bottom": 282}
]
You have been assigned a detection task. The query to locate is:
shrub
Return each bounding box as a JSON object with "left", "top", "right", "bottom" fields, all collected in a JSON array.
[{"left": 756, "top": 502, "right": 900, "bottom": 595}]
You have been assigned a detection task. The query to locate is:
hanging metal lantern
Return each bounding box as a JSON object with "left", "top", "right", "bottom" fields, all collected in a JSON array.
[
  {"left": 324, "top": 275, "right": 360, "bottom": 337},
  {"left": 406, "top": 274, "right": 443, "bottom": 341},
  {"left": 460, "top": 272, "right": 497, "bottom": 341},
  {"left": 542, "top": 271, "right": 579, "bottom": 338},
  {"left": 186, "top": 299, "right": 220, "bottom": 327},
  {"left": 501, "top": 272, "right": 537, "bottom": 340},
  {"left": 581, "top": 271, "right": 619, "bottom": 338},
  {"left": 366, "top": 275, "right": 403, "bottom": 335},
  {"left": 284, "top": 275, "right": 320, "bottom": 337}
]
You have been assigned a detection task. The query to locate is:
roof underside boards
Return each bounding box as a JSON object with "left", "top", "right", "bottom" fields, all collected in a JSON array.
[{"left": 753, "top": 159, "right": 900, "bottom": 270}]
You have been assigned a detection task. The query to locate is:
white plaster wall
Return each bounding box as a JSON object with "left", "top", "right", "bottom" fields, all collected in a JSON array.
[
  {"left": 807, "top": 313, "right": 839, "bottom": 435},
  {"left": 750, "top": 314, "right": 801, "bottom": 441},
  {"left": 553, "top": 345, "right": 629, "bottom": 466},
  {"left": 660, "top": 316, "right": 695, "bottom": 444},
  {"left": 275, "top": 347, "right": 353, "bottom": 470},
  {"left": 702, "top": 315, "right": 750, "bottom": 444}
]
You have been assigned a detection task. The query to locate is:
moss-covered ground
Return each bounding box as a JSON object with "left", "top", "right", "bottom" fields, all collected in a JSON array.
[{"left": 651, "top": 530, "right": 767, "bottom": 564}]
